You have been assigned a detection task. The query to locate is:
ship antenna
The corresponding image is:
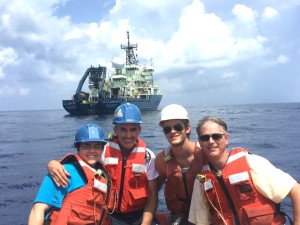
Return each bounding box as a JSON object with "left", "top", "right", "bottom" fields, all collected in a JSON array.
[{"left": 121, "top": 31, "right": 138, "bottom": 66}]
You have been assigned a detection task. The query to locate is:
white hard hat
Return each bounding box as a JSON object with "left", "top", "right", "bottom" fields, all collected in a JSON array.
[{"left": 160, "top": 104, "right": 189, "bottom": 126}]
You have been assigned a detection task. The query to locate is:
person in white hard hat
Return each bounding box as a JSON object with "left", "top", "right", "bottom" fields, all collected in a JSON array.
[{"left": 155, "top": 104, "right": 203, "bottom": 225}]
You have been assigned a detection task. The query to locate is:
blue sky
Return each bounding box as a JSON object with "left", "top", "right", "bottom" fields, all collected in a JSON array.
[{"left": 0, "top": 0, "right": 299, "bottom": 111}]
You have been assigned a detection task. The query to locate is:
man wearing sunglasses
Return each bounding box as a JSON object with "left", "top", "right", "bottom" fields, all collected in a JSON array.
[
  {"left": 188, "top": 116, "right": 300, "bottom": 225},
  {"left": 155, "top": 104, "right": 203, "bottom": 225}
]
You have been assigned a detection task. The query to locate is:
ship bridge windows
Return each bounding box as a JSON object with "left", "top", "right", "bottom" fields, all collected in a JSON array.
[
  {"left": 112, "top": 75, "right": 126, "bottom": 83},
  {"left": 115, "top": 69, "right": 123, "bottom": 74},
  {"left": 113, "top": 78, "right": 126, "bottom": 82},
  {"left": 144, "top": 69, "right": 154, "bottom": 73},
  {"left": 126, "top": 67, "right": 139, "bottom": 72}
]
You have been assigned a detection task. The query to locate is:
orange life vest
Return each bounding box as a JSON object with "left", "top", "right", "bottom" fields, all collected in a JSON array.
[
  {"left": 199, "top": 148, "right": 286, "bottom": 225},
  {"left": 162, "top": 143, "right": 202, "bottom": 217},
  {"left": 103, "top": 137, "right": 148, "bottom": 213},
  {"left": 49, "top": 154, "right": 112, "bottom": 225}
]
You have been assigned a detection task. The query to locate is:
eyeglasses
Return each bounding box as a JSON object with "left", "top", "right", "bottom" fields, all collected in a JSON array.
[
  {"left": 198, "top": 133, "right": 225, "bottom": 142},
  {"left": 163, "top": 123, "right": 184, "bottom": 134},
  {"left": 80, "top": 143, "right": 103, "bottom": 150}
]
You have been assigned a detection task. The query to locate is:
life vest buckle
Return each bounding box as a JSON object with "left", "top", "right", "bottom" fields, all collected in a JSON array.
[{"left": 196, "top": 173, "right": 206, "bottom": 183}]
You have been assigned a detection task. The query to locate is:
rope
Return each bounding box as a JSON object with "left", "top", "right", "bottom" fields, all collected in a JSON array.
[
  {"left": 106, "top": 190, "right": 118, "bottom": 214},
  {"left": 197, "top": 174, "right": 228, "bottom": 225},
  {"left": 205, "top": 180, "right": 228, "bottom": 225}
]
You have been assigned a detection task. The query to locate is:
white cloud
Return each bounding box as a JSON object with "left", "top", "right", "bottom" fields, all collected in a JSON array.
[
  {"left": 0, "top": 0, "right": 299, "bottom": 110},
  {"left": 0, "top": 47, "right": 18, "bottom": 67},
  {"left": 262, "top": 7, "right": 279, "bottom": 20},
  {"left": 232, "top": 4, "right": 258, "bottom": 23},
  {"left": 264, "top": 54, "right": 290, "bottom": 66},
  {"left": 277, "top": 54, "right": 290, "bottom": 64},
  {"left": 158, "top": 1, "right": 267, "bottom": 71}
]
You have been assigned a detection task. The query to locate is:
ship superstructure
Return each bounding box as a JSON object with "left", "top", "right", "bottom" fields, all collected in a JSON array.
[{"left": 63, "top": 31, "right": 162, "bottom": 116}]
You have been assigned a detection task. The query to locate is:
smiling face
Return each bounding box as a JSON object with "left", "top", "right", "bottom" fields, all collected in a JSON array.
[
  {"left": 77, "top": 141, "right": 103, "bottom": 166},
  {"left": 113, "top": 123, "right": 141, "bottom": 151},
  {"left": 161, "top": 119, "right": 190, "bottom": 146},
  {"left": 198, "top": 121, "right": 228, "bottom": 160}
]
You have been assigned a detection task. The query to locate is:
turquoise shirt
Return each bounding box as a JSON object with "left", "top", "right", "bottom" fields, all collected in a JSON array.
[{"left": 34, "top": 163, "right": 86, "bottom": 209}]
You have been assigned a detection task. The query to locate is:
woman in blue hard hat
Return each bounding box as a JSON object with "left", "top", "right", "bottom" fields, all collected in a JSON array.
[
  {"left": 46, "top": 103, "right": 159, "bottom": 225},
  {"left": 28, "top": 123, "right": 112, "bottom": 225}
]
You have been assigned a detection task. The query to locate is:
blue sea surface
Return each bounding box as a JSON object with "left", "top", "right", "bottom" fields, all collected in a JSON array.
[{"left": 0, "top": 102, "right": 299, "bottom": 224}]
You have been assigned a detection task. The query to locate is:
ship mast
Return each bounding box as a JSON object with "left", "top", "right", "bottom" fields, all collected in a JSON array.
[{"left": 121, "top": 31, "right": 138, "bottom": 66}]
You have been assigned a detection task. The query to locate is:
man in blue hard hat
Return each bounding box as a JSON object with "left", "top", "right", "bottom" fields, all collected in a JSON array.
[{"left": 47, "top": 103, "right": 159, "bottom": 225}]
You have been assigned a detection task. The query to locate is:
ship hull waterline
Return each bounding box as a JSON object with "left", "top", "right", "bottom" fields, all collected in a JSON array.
[{"left": 63, "top": 95, "right": 162, "bottom": 116}]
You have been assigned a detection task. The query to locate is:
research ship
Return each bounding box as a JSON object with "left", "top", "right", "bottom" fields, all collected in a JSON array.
[{"left": 62, "top": 31, "right": 162, "bottom": 116}]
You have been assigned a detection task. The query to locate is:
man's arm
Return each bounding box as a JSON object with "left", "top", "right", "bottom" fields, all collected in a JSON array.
[
  {"left": 47, "top": 159, "right": 70, "bottom": 187},
  {"left": 28, "top": 203, "right": 51, "bottom": 225},
  {"left": 289, "top": 183, "right": 300, "bottom": 225},
  {"left": 141, "top": 178, "right": 158, "bottom": 225}
]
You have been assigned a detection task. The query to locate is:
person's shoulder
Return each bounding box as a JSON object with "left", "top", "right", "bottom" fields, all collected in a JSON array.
[
  {"left": 64, "top": 163, "right": 85, "bottom": 177},
  {"left": 144, "top": 148, "right": 155, "bottom": 162},
  {"left": 194, "top": 142, "right": 202, "bottom": 154},
  {"left": 246, "top": 153, "right": 270, "bottom": 163},
  {"left": 230, "top": 147, "right": 251, "bottom": 154},
  {"left": 154, "top": 147, "right": 172, "bottom": 176},
  {"left": 155, "top": 146, "right": 173, "bottom": 162},
  {"left": 64, "top": 162, "right": 77, "bottom": 170},
  {"left": 65, "top": 163, "right": 87, "bottom": 187},
  {"left": 159, "top": 146, "right": 171, "bottom": 156},
  {"left": 244, "top": 152, "right": 277, "bottom": 172},
  {"left": 145, "top": 147, "right": 155, "bottom": 155}
]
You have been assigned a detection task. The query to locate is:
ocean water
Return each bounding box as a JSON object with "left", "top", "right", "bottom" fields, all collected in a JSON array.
[{"left": 0, "top": 102, "right": 299, "bottom": 224}]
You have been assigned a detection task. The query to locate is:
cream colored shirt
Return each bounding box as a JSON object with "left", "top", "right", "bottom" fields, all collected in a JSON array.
[{"left": 188, "top": 154, "right": 297, "bottom": 225}]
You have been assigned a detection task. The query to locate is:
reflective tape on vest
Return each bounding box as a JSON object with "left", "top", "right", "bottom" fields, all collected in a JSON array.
[
  {"left": 78, "top": 160, "right": 96, "bottom": 172},
  {"left": 104, "top": 157, "right": 119, "bottom": 165},
  {"left": 228, "top": 171, "right": 249, "bottom": 184},
  {"left": 132, "top": 163, "right": 145, "bottom": 173},
  {"left": 108, "top": 142, "right": 121, "bottom": 151},
  {"left": 204, "top": 179, "right": 213, "bottom": 191},
  {"left": 227, "top": 151, "right": 248, "bottom": 164},
  {"left": 132, "top": 147, "right": 146, "bottom": 153},
  {"left": 94, "top": 179, "right": 107, "bottom": 193}
]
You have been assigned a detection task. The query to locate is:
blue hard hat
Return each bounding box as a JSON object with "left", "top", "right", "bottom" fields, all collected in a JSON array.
[
  {"left": 112, "top": 103, "right": 143, "bottom": 124},
  {"left": 74, "top": 123, "right": 106, "bottom": 145}
]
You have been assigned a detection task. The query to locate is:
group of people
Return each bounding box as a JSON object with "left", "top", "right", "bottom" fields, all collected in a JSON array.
[{"left": 28, "top": 103, "right": 300, "bottom": 225}]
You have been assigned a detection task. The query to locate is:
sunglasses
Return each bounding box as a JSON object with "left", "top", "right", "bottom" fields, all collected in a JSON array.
[
  {"left": 163, "top": 123, "right": 184, "bottom": 134},
  {"left": 198, "top": 133, "right": 225, "bottom": 141}
]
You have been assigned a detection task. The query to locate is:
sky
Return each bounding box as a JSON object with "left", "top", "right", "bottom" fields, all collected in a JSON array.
[{"left": 0, "top": 0, "right": 300, "bottom": 111}]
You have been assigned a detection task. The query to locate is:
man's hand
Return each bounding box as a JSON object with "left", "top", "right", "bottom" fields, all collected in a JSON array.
[{"left": 47, "top": 159, "right": 70, "bottom": 187}]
